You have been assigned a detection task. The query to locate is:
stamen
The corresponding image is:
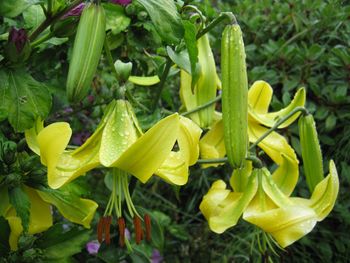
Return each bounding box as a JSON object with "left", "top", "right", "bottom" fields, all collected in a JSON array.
[
  {"left": 133, "top": 216, "right": 143, "bottom": 244},
  {"left": 105, "top": 216, "right": 112, "bottom": 245},
  {"left": 144, "top": 214, "right": 151, "bottom": 242},
  {"left": 97, "top": 217, "right": 105, "bottom": 243},
  {"left": 118, "top": 217, "right": 126, "bottom": 247}
]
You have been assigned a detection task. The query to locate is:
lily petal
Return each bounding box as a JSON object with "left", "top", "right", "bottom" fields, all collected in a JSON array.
[
  {"left": 199, "top": 120, "right": 226, "bottom": 168},
  {"left": 5, "top": 187, "right": 52, "bottom": 251},
  {"left": 244, "top": 205, "right": 317, "bottom": 248},
  {"left": 100, "top": 100, "right": 139, "bottom": 167},
  {"left": 248, "top": 81, "right": 306, "bottom": 128},
  {"left": 37, "top": 190, "right": 98, "bottom": 228},
  {"left": 155, "top": 151, "right": 188, "bottom": 185},
  {"left": 37, "top": 122, "right": 100, "bottom": 189},
  {"left": 24, "top": 119, "right": 44, "bottom": 155},
  {"left": 200, "top": 171, "right": 258, "bottom": 234},
  {"left": 178, "top": 116, "right": 202, "bottom": 166},
  {"left": 128, "top": 75, "right": 160, "bottom": 86},
  {"left": 307, "top": 160, "right": 339, "bottom": 221},
  {"left": 111, "top": 114, "right": 180, "bottom": 183}
]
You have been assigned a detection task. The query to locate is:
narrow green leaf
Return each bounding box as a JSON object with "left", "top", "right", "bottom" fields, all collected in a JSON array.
[
  {"left": 8, "top": 186, "right": 31, "bottom": 232},
  {"left": 182, "top": 20, "right": 200, "bottom": 89}
]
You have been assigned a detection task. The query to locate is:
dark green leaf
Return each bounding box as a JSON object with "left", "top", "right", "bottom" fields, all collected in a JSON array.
[
  {"left": 135, "top": 0, "right": 184, "bottom": 44},
  {"left": 166, "top": 46, "right": 191, "bottom": 74},
  {"left": 0, "top": 69, "right": 52, "bottom": 132},
  {"left": 36, "top": 223, "right": 90, "bottom": 260},
  {"left": 182, "top": 20, "right": 200, "bottom": 89},
  {"left": 0, "top": 0, "right": 40, "bottom": 18},
  {"left": 8, "top": 186, "right": 31, "bottom": 232}
]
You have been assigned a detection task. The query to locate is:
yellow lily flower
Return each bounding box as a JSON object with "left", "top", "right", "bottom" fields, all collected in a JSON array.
[
  {"left": 26, "top": 100, "right": 202, "bottom": 189},
  {"left": 180, "top": 34, "right": 221, "bottom": 128},
  {"left": 200, "top": 80, "right": 305, "bottom": 195},
  {"left": 0, "top": 185, "right": 98, "bottom": 251},
  {"left": 200, "top": 161, "right": 338, "bottom": 248}
]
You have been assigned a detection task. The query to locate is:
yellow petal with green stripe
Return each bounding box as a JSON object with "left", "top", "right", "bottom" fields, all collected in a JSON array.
[{"left": 111, "top": 114, "right": 179, "bottom": 183}]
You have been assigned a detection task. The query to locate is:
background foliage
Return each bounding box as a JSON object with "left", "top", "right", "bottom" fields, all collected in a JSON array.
[{"left": 0, "top": 0, "right": 349, "bottom": 262}]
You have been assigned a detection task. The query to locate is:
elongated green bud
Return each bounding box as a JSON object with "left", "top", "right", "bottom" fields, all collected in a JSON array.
[
  {"left": 299, "top": 114, "right": 324, "bottom": 192},
  {"left": 221, "top": 23, "right": 248, "bottom": 168},
  {"left": 66, "top": 3, "right": 106, "bottom": 103}
]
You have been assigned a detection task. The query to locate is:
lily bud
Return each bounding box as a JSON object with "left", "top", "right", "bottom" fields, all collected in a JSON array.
[
  {"left": 114, "top": 60, "right": 133, "bottom": 82},
  {"left": 4, "top": 28, "right": 31, "bottom": 63}
]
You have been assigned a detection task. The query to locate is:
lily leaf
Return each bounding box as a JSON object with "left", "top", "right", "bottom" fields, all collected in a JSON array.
[
  {"left": 38, "top": 188, "right": 98, "bottom": 229},
  {"left": 0, "top": 69, "right": 52, "bottom": 132},
  {"left": 135, "top": 0, "right": 184, "bottom": 44}
]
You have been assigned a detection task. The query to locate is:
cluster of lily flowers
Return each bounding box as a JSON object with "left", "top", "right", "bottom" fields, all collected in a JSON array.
[{"left": 2, "top": 26, "right": 339, "bottom": 256}]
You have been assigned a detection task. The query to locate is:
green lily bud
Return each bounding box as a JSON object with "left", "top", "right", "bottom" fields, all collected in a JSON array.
[
  {"left": 114, "top": 60, "right": 133, "bottom": 82},
  {"left": 4, "top": 28, "right": 31, "bottom": 63}
]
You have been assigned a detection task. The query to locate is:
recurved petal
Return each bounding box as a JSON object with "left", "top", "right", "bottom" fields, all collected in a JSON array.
[
  {"left": 200, "top": 172, "right": 258, "bottom": 234},
  {"left": 5, "top": 214, "right": 22, "bottom": 251},
  {"left": 37, "top": 190, "right": 98, "bottom": 228},
  {"left": 112, "top": 114, "right": 179, "bottom": 183},
  {"left": 271, "top": 153, "right": 299, "bottom": 196},
  {"left": 249, "top": 86, "right": 306, "bottom": 128},
  {"left": 308, "top": 160, "right": 339, "bottom": 221},
  {"left": 178, "top": 116, "right": 202, "bottom": 166},
  {"left": 24, "top": 119, "right": 44, "bottom": 155},
  {"left": 26, "top": 187, "right": 52, "bottom": 234},
  {"left": 248, "top": 80, "right": 273, "bottom": 114},
  {"left": 199, "top": 119, "right": 226, "bottom": 168},
  {"left": 37, "top": 122, "right": 72, "bottom": 167},
  {"left": 155, "top": 151, "right": 188, "bottom": 185},
  {"left": 248, "top": 121, "right": 297, "bottom": 165}
]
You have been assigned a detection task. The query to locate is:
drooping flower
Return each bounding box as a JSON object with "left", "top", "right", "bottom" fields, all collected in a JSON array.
[
  {"left": 200, "top": 161, "right": 339, "bottom": 248},
  {"left": 26, "top": 99, "right": 202, "bottom": 247}
]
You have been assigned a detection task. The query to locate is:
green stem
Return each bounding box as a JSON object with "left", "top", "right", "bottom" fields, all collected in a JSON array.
[
  {"left": 197, "top": 157, "right": 227, "bottom": 164},
  {"left": 181, "top": 4, "right": 206, "bottom": 30},
  {"left": 181, "top": 94, "right": 221, "bottom": 117},
  {"left": 246, "top": 156, "right": 263, "bottom": 168},
  {"left": 29, "top": 0, "right": 84, "bottom": 41},
  {"left": 249, "top": 106, "right": 308, "bottom": 150},
  {"left": 196, "top": 12, "right": 237, "bottom": 39},
  {"left": 30, "top": 32, "right": 53, "bottom": 48},
  {"left": 152, "top": 57, "right": 172, "bottom": 110},
  {"left": 103, "top": 38, "right": 119, "bottom": 79}
]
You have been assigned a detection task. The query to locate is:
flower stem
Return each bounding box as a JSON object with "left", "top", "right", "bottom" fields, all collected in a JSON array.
[
  {"left": 249, "top": 106, "right": 308, "bottom": 150},
  {"left": 29, "top": 0, "right": 84, "bottom": 42},
  {"left": 196, "top": 12, "right": 237, "bottom": 39},
  {"left": 152, "top": 57, "right": 172, "bottom": 110},
  {"left": 181, "top": 94, "right": 221, "bottom": 117},
  {"left": 197, "top": 157, "right": 227, "bottom": 164}
]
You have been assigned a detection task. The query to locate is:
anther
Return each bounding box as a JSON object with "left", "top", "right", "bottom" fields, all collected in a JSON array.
[
  {"left": 133, "top": 216, "right": 143, "bottom": 244},
  {"left": 104, "top": 216, "right": 112, "bottom": 245},
  {"left": 97, "top": 217, "right": 105, "bottom": 243},
  {"left": 144, "top": 214, "right": 151, "bottom": 242},
  {"left": 118, "top": 217, "right": 126, "bottom": 247}
]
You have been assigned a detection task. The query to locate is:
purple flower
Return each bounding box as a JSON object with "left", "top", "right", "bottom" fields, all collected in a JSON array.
[
  {"left": 8, "top": 28, "right": 28, "bottom": 52},
  {"left": 86, "top": 240, "right": 100, "bottom": 255},
  {"left": 150, "top": 249, "right": 163, "bottom": 263},
  {"left": 62, "top": 3, "right": 86, "bottom": 18},
  {"left": 110, "top": 0, "right": 132, "bottom": 6}
]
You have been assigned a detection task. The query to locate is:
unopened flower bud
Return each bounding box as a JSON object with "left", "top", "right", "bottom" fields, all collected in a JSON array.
[{"left": 4, "top": 28, "right": 31, "bottom": 63}]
